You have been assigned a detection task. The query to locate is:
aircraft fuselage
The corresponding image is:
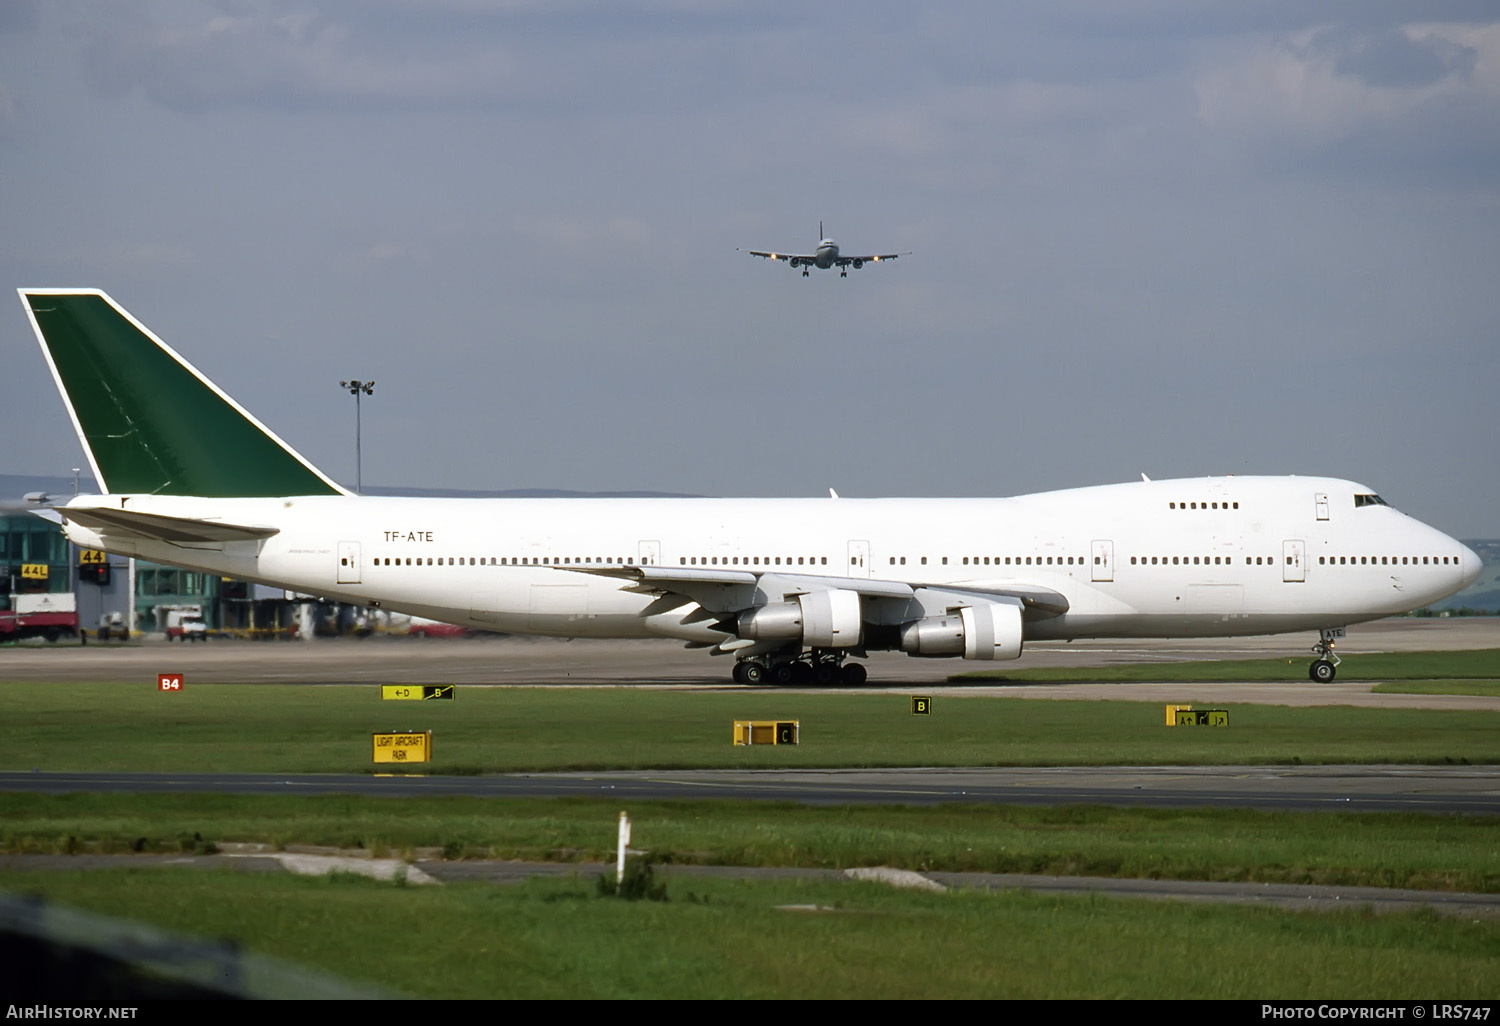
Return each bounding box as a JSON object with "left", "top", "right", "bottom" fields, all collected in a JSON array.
[{"left": 57, "top": 476, "right": 1480, "bottom": 650}]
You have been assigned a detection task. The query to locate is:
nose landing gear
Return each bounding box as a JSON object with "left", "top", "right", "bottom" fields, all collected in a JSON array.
[{"left": 1309, "top": 627, "right": 1344, "bottom": 682}]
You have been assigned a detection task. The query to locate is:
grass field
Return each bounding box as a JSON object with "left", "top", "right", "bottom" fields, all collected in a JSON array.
[
  {"left": 1374, "top": 681, "right": 1500, "bottom": 697},
  {"left": 4, "top": 794, "right": 1498, "bottom": 892},
  {"left": 2, "top": 869, "right": 1495, "bottom": 999},
  {"left": 4, "top": 680, "right": 1500, "bottom": 773},
  {"left": 5, "top": 648, "right": 1498, "bottom": 998},
  {"left": 951, "top": 648, "right": 1500, "bottom": 682}
]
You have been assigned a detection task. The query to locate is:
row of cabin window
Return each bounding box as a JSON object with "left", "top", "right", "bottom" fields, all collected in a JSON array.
[
  {"left": 1128, "top": 554, "right": 1460, "bottom": 567},
  {"left": 372, "top": 552, "right": 1458, "bottom": 571},
  {"left": 375, "top": 556, "right": 640, "bottom": 566},
  {"left": 1169, "top": 501, "right": 1239, "bottom": 510},
  {"left": 683, "top": 556, "right": 827, "bottom": 566},
  {"left": 894, "top": 555, "right": 1087, "bottom": 566},
  {"left": 1131, "top": 556, "right": 1272, "bottom": 565},
  {"left": 1319, "top": 555, "right": 1456, "bottom": 566}
]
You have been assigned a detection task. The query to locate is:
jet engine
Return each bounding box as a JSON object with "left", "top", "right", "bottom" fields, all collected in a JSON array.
[
  {"left": 899, "top": 601, "right": 1023, "bottom": 660},
  {"left": 788, "top": 257, "right": 802, "bottom": 268},
  {"left": 736, "top": 589, "right": 862, "bottom": 648},
  {"left": 852, "top": 259, "right": 864, "bottom": 269}
]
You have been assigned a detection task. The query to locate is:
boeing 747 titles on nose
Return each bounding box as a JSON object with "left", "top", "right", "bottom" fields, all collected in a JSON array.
[{"left": 19, "top": 289, "right": 1481, "bottom": 684}]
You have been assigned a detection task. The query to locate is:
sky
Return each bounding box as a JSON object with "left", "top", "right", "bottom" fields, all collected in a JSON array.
[{"left": 2, "top": 1, "right": 1497, "bottom": 536}]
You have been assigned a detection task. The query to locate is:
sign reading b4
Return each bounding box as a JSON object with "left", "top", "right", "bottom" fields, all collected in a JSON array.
[{"left": 158, "top": 673, "right": 183, "bottom": 692}]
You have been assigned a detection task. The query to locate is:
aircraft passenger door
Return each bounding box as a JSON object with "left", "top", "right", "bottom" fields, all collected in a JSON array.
[
  {"left": 1315, "top": 493, "right": 1329, "bottom": 521},
  {"left": 1282, "top": 540, "right": 1305, "bottom": 583},
  {"left": 637, "top": 540, "right": 660, "bottom": 567},
  {"left": 337, "top": 541, "right": 361, "bottom": 584},
  {"left": 847, "top": 540, "right": 871, "bottom": 578},
  {"left": 1090, "top": 540, "right": 1114, "bottom": 582}
]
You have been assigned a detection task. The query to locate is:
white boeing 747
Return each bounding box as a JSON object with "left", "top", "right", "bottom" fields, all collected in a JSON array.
[
  {"left": 744, "top": 222, "right": 902, "bottom": 277},
  {"left": 19, "top": 289, "right": 1481, "bottom": 685}
]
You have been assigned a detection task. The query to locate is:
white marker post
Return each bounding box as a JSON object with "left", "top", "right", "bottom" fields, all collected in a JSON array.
[{"left": 616, "top": 811, "right": 632, "bottom": 888}]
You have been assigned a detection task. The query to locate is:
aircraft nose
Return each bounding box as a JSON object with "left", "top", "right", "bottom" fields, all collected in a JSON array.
[{"left": 1459, "top": 542, "right": 1482, "bottom": 589}]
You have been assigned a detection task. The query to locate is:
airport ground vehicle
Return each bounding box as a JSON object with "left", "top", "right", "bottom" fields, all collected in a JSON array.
[
  {"left": 0, "top": 593, "right": 79, "bottom": 642},
  {"left": 162, "top": 604, "right": 209, "bottom": 642}
]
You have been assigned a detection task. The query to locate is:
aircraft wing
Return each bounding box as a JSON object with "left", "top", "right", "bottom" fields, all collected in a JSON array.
[
  {"left": 563, "top": 564, "right": 1067, "bottom": 617},
  {"left": 745, "top": 251, "right": 812, "bottom": 262},
  {"left": 835, "top": 254, "right": 902, "bottom": 266},
  {"left": 59, "top": 506, "right": 280, "bottom": 544}
]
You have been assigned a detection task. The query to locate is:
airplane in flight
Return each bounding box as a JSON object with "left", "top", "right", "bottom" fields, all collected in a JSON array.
[
  {"left": 744, "top": 223, "right": 902, "bottom": 277},
  {"left": 19, "top": 288, "right": 1481, "bottom": 685}
]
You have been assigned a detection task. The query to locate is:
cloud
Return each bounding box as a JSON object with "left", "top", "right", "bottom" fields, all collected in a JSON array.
[
  {"left": 1319, "top": 25, "right": 1477, "bottom": 87},
  {"left": 0, "top": 1, "right": 41, "bottom": 35},
  {"left": 1193, "top": 21, "right": 1500, "bottom": 187},
  {"left": 66, "top": 1, "right": 779, "bottom": 117},
  {"left": 74, "top": 3, "right": 535, "bottom": 114}
]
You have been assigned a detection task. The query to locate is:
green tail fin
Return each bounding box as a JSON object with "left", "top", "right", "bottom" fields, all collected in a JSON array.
[{"left": 20, "top": 289, "right": 346, "bottom": 497}]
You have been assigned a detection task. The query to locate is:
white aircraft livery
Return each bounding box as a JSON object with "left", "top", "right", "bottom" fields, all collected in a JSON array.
[
  {"left": 19, "top": 288, "right": 1482, "bottom": 685},
  {"left": 745, "top": 222, "right": 901, "bottom": 277}
]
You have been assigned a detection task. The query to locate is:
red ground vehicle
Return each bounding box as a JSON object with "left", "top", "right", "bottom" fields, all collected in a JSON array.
[
  {"left": 161, "top": 605, "right": 209, "bottom": 642},
  {"left": 0, "top": 593, "right": 79, "bottom": 642},
  {"left": 407, "top": 617, "right": 472, "bottom": 638}
]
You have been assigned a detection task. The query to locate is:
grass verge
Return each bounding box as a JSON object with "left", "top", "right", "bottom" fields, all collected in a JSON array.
[
  {"left": 4, "top": 794, "right": 1497, "bottom": 893},
  {"left": 950, "top": 648, "right": 1500, "bottom": 682},
  {"left": 4, "top": 683, "right": 1500, "bottom": 771},
  {"left": 1373, "top": 681, "right": 1500, "bottom": 698},
  {"left": 1, "top": 869, "right": 1494, "bottom": 999}
]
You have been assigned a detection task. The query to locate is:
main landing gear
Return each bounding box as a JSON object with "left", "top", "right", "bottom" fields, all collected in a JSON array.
[
  {"left": 1309, "top": 627, "right": 1343, "bottom": 683},
  {"left": 733, "top": 651, "right": 867, "bottom": 686}
]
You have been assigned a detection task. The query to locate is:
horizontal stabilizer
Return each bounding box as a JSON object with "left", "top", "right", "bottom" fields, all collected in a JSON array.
[{"left": 61, "top": 506, "right": 279, "bottom": 543}]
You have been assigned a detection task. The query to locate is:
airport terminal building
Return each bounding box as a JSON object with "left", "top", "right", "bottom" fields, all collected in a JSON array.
[{"left": 1, "top": 506, "right": 311, "bottom": 640}]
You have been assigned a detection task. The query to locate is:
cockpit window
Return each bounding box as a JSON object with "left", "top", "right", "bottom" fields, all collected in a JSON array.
[{"left": 1354, "top": 494, "right": 1389, "bottom": 508}]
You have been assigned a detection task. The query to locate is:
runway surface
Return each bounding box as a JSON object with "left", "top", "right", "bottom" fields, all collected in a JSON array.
[{"left": 2, "top": 764, "right": 1498, "bottom": 813}]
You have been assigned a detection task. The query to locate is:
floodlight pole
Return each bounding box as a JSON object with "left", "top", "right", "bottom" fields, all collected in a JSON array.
[{"left": 339, "top": 379, "right": 375, "bottom": 494}]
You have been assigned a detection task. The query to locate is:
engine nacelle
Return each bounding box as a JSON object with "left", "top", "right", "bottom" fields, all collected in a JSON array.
[
  {"left": 852, "top": 258, "right": 864, "bottom": 269},
  {"left": 788, "top": 257, "right": 801, "bottom": 268},
  {"left": 737, "top": 589, "right": 862, "bottom": 648},
  {"left": 898, "top": 614, "right": 964, "bottom": 656},
  {"left": 899, "top": 601, "right": 1023, "bottom": 660}
]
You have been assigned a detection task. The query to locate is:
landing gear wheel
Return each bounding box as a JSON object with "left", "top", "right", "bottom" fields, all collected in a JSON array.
[
  {"left": 789, "top": 661, "right": 814, "bottom": 684},
  {"left": 740, "top": 662, "right": 765, "bottom": 685},
  {"left": 840, "top": 662, "right": 867, "bottom": 686},
  {"left": 732, "top": 662, "right": 747, "bottom": 684},
  {"left": 1309, "top": 628, "right": 1343, "bottom": 683},
  {"left": 813, "top": 662, "right": 838, "bottom": 685},
  {"left": 771, "top": 662, "right": 795, "bottom": 685}
]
